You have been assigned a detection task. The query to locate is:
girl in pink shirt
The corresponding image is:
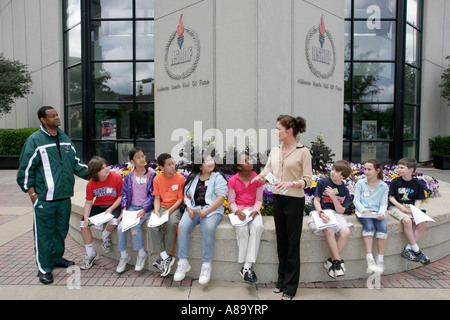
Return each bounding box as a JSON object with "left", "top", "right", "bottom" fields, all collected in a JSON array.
[{"left": 227, "top": 153, "right": 265, "bottom": 284}]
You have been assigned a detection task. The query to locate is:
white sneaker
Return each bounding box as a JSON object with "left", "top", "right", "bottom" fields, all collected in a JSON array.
[
  {"left": 116, "top": 254, "right": 131, "bottom": 273},
  {"left": 173, "top": 260, "right": 191, "bottom": 281},
  {"left": 135, "top": 253, "right": 147, "bottom": 272},
  {"left": 376, "top": 258, "right": 384, "bottom": 274},
  {"left": 198, "top": 263, "right": 211, "bottom": 285},
  {"left": 366, "top": 257, "right": 378, "bottom": 273}
]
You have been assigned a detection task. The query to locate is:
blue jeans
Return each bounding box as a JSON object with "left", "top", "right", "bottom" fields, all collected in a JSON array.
[
  {"left": 356, "top": 216, "right": 388, "bottom": 239},
  {"left": 117, "top": 205, "right": 150, "bottom": 252},
  {"left": 177, "top": 211, "right": 223, "bottom": 262}
]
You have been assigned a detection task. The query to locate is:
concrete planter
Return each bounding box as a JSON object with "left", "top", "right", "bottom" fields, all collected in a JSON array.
[{"left": 434, "top": 155, "right": 450, "bottom": 170}]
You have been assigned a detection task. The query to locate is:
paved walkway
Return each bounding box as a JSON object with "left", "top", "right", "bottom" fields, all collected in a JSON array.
[{"left": 1, "top": 168, "right": 449, "bottom": 300}]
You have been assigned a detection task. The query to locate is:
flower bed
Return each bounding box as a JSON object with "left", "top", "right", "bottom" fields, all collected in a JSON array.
[{"left": 110, "top": 162, "right": 440, "bottom": 216}]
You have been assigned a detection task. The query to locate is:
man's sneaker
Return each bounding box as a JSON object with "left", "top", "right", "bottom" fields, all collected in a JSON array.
[
  {"left": 116, "top": 254, "right": 131, "bottom": 273},
  {"left": 401, "top": 248, "right": 420, "bottom": 262},
  {"left": 152, "top": 256, "right": 163, "bottom": 272},
  {"left": 173, "top": 260, "right": 191, "bottom": 281},
  {"left": 161, "top": 256, "right": 175, "bottom": 277},
  {"left": 334, "top": 260, "right": 345, "bottom": 277},
  {"left": 198, "top": 263, "right": 212, "bottom": 285},
  {"left": 366, "top": 257, "right": 378, "bottom": 273},
  {"left": 240, "top": 267, "right": 258, "bottom": 284},
  {"left": 414, "top": 250, "right": 430, "bottom": 265},
  {"left": 101, "top": 236, "right": 112, "bottom": 253},
  {"left": 80, "top": 252, "right": 99, "bottom": 270},
  {"left": 135, "top": 253, "right": 147, "bottom": 272}
]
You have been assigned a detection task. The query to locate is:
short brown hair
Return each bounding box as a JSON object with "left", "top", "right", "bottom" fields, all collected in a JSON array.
[
  {"left": 332, "top": 160, "right": 352, "bottom": 179},
  {"left": 88, "top": 156, "right": 108, "bottom": 181},
  {"left": 398, "top": 157, "right": 417, "bottom": 172}
]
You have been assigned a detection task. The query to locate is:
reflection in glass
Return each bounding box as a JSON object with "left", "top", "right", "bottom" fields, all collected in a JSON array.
[
  {"left": 91, "top": 0, "right": 132, "bottom": 19},
  {"left": 66, "top": 0, "right": 80, "bottom": 29},
  {"left": 67, "top": 105, "right": 82, "bottom": 139},
  {"left": 136, "top": 103, "right": 154, "bottom": 139},
  {"left": 136, "top": 62, "right": 154, "bottom": 100},
  {"left": 136, "top": 21, "right": 155, "bottom": 60},
  {"left": 353, "top": 63, "right": 394, "bottom": 102},
  {"left": 136, "top": 0, "right": 155, "bottom": 18},
  {"left": 354, "top": 21, "right": 395, "bottom": 61},
  {"left": 402, "top": 140, "right": 416, "bottom": 159},
  {"left": 403, "top": 105, "right": 417, "bottom": 139},
  {"left": 93, "top": 104, "right": 133, "bottom": 139},
  {"left": 344, "top": 21, "right": 351, "bottom": 61},
  {"left": 93, "top": 62, "right": 133, "bottom": 101},
  {"left": 344, "top": 142, "right": 393, "bottom": 164},
  {"left": 66, "top": 24, "right": 81, "bottom": 66},
  {"left": 351, "top": 104, "right": 394, "bottom": 140},
  {"left": 405, "top": 25, "right": 420, "bottom": 66},
  {"left": 91, "top": 21, "right": 133, "bottom": 61},
  {"left": 407, "top": 0, "right": 419, "bottom": 27},
  {"left": 67, "top": 65, "right": 82, "bottom": 104},
  {"left": 354, "top": 0, "right": 396, "bottom": 19},
  {"left": 404, "top": 65, "right": 418, "bottom": 104}
]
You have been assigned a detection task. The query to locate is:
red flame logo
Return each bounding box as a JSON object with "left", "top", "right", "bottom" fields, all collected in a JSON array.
[
  {"left": 177, "top": 14, "right": 184, "bottom": 36},
  {"left": 319, "top": 14, "right": 326, "bottom": 35}
]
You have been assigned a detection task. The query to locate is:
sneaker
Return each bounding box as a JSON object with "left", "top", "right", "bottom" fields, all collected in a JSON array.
[
  {"left": 323, "top": 258, "right": 333, "bottom": 271},
  {"left": 116, "top": 254, "right": 131, "bottom": 273},
  {"left": 80, "top": 252, "right": 99, "bottom": 270},
  {"left": 334, "top": 260, "right": 345, "bottom": 277},
  {"left": 401, "top": 248, "right": 420, "bottom": 262},
  {"left": 376, "top": 258, "right": 384, "bottom": 274},
  {"left": 198, "top": 263, "right": 212, "bottom": 285},
  {"left": 161, "top": 256, "right": 175, "bottom": 277},
  {"left": 101, "top": 236, "right": 112, "bottom": 253},
  {"left": 414, "top": 250, "right": 430, "bottom": 265},
  {"left": 326, "top": 262, "right": 336, "bottom": 279},
  {"left": 173, "top": 260, "right": 191, "bottom": 281},
  {"left": 152, "top": 256, "right": 163, "bottom": 272},
  {"left": 241, "top": 267, "right": 258, "bottom": 284},
  {"left": 366, "top": 257, "right": 378, "bottom": 273},
  {"left": 135, "top": 253, "right": 147, "bottom": 272}
]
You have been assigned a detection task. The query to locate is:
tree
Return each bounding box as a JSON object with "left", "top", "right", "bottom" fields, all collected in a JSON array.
[
  {"left": 0, "top": 54, "right": 32, "bottom": 117},
  {"left": 440, "top": 56, "right": 450, "bottom": 106}
]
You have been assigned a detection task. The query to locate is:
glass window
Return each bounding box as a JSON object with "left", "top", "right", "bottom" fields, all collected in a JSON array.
[
  {"left": 136, "top": 62, "right": 154, "bottom": 100},
  {"left": 352, "top": 104, "right": 394, "bottom": 140},
  {"left": 66, "top": 24, "right": 81, "bottom": 66},
  {"left": 91, "top": 0, "right": 132, "bottom": 19},
  {"left": 93, "top": 104, "right": 133, "bottom": 139},
  {"left": 67, "top": 105, "right": 83, "bottom": 139},
  {"left": 93, "top": 62, "right": 133, "bottom": 101},
  {"left": 402, "top": 140, "right": 416, "bottom": 159},
  {"left": 136, "top": 0, "right": 155, "bottom": 18},
  {"left": 67, "top": 65, "right": 82, "bottom": 104},
  {"left": 344, "top": 104, "right": 351, "bottom": 140},
  {"left": 91, "top": 21, "right": 133, "bottom": 61},
  {"left": 407, "top": 0, "right": 420, "bottom": 27},
  {"left": 95, "top": 141, "right": 117, "bottom": 165},
  {"left": 353, "top": 63, "right": 395, "bottom": 102},
  {"left": 354, "top": 0, "right": 396, "bottom": 19},
  {"left": 405, "top": 25, "right": 420, "bottom": 66},
  {"left": 345, "top": 142, "right": 393, "bottom": 164},
  {"left": 136, "top": 21, "right": 155, "bottom": 60},
  {"left": 65, "top": 0, "right": 81, "bottom": 29},
  {"left": 404, "top": 65, "right": 419, "bottom": 104},
  {"left": 345, "top": 0, "right": 351, "bottom": 19},
  {"left": 344, "top": 21, "right": 351, "bottom": 61},
  {"left": 353, "top": 21, "right": 395, "bottom": 61},
  {"left": 403, "top": 105, "right": 417, "bottom": 139},
  {"left": 136, "top": 103, "right": 154, "bottom": 139}
]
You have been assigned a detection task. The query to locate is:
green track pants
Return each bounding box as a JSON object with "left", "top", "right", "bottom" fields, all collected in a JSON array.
[{"left": 33, "top": 198, "right": 72, "bottom": 274}]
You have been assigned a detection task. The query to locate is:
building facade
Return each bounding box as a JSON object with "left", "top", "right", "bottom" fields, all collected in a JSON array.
[{"left": 1, "top": 0, "right": 449, "bottom": 165}]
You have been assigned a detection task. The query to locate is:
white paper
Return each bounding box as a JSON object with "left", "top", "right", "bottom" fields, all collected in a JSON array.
[
  {"left": 409, "top": 205, "right": 435, "bottom": 225},
  {"left": 265, "top": 172, "right": 288, "bottom": 194},
  {"left": 88, "top": 212, "right": 114, "bottom": 226},
  {"left": 147, "top": 211, "right": 169, "bottom": 228},
  {"left": 121, "top": 210, "right": 140, "bottom": 232},
  {"left": 184, "top": 198, "right": 202, "bottom": 213},
  {"left": 311, "top": 209, "right": 339, "bottom": 230},
  {"left": 355, "top": 211, "right": 383, "bottom": 219},
  {"left": 229, "top": 209, "right": 253, "bottom": 227}
]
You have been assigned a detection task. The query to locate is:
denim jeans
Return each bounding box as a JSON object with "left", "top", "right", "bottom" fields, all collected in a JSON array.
[
  {"left": 356, "top": 216, "right": 388, "bottom": 239},
  {"left": 177, "top": 211, "right": 223, "bottom": 262},
  {"left": 117, "top": 204, "right": 150, "bottom": 252}
]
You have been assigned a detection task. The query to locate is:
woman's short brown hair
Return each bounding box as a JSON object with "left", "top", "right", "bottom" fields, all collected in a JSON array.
[{"left": 88, "top": 156, "right": 108, "bottom": 181}]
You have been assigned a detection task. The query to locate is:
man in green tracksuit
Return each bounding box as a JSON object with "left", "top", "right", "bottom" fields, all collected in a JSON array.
[{"left": 17, "top": 106, "right": 90, "bottom": 285}]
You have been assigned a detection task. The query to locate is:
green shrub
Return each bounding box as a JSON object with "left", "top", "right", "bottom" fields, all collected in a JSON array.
[
  {"left": 309, "top": 134, "right": 335, "bottom": 170},
  {"left": 0, "top": 127, "right": 39, "bottom": 156},
  {"left": 429, "top": 135, "right": 450, "bottom": 157}
]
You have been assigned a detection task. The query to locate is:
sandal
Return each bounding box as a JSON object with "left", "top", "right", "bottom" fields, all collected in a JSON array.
[
  {"left": 273, "top": 288, "right": 282, "bottom": 294},
  {"left": 282, "top": 294, "right": 293, "bottom": 300}
]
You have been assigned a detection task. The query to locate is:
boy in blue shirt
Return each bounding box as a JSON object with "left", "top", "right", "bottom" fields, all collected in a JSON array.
[
  {"left": 387, "top": 158, "right": 429, "bottom": 264},
  {"left": 308, "top": 160, "right": 353, "bottom": 279}
]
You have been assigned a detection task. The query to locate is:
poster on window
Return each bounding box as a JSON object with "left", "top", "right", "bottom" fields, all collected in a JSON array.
[
  {"left": 101, "top": 119, "right": 117, "bottom": 140},
  {"left": 362, "top": 121, "right": 377, "bottom": 161}
]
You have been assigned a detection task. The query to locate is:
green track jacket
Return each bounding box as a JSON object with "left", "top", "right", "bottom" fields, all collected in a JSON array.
[{"left": 17, "top": 125, "right": 90, "bottom": 201}]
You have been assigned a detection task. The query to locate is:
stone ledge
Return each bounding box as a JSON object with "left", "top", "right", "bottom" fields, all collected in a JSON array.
[{"left": 68, "top": 178, "right": 450, "bottom": 283}]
